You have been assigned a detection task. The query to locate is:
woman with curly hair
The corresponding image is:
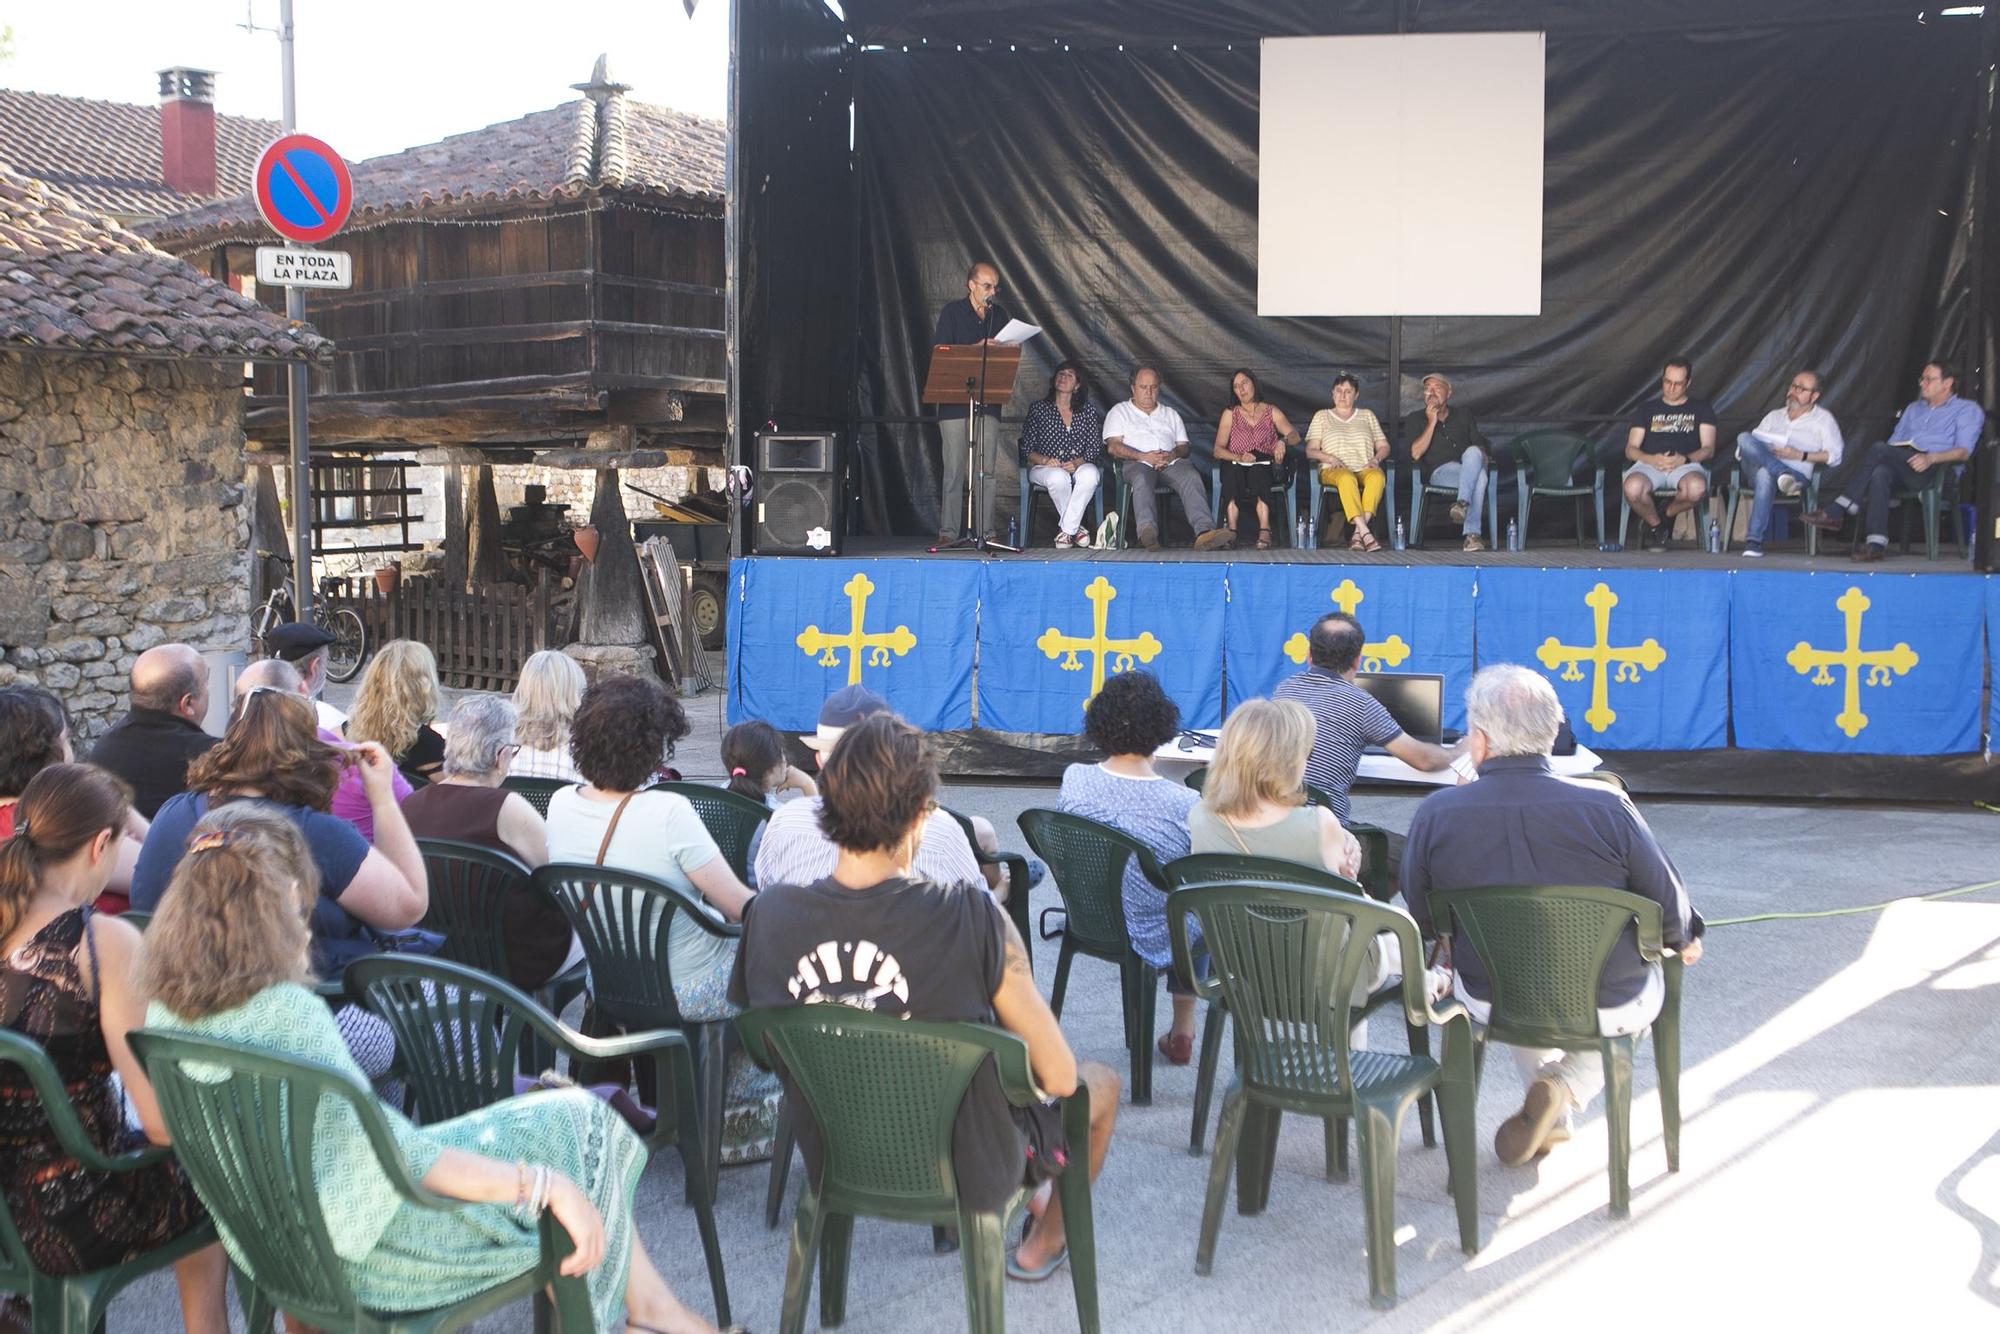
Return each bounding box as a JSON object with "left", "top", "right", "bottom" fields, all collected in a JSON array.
[
  {"left": 509, "top": 650, "right": 588, "bottom": 783},
  {"left": 140, "top": 802, "right": 724, "bottom": 1334},
  {"left": 347, "top": 640, "right": 447, "bottom": 782},
  {"left": 544, "top": 674, "right": 778, "bottom": 1163},
  {"left": 0, "top": 685, "right": 149, "bottom": 912},
  {"left": 1055, "top": 670, "right": 1204, "bottom": 1064},
  {"left": 1, "top": 764, "right": 227, "bottom": 1333}
]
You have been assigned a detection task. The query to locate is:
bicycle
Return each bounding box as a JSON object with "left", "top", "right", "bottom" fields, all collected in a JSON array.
[{"left": 251, "top": 549, "right": 368, "bottom": 683}]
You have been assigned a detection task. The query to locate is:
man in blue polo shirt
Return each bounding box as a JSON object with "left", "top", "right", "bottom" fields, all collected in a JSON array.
[
  {"left": 1803, "top": 359, "right": 1985, "bottom": 561},
  {"left": 932, "top": 260, "right": 1011, "bottom": 544}
]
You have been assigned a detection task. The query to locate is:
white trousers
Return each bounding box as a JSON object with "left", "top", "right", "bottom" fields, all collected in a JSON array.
[
  {"left": 1029, "top": 461, "right": 1102, "bottom": 534},
  {"left": 1457, "top": 964, "right": 1665, "bottom": 1125}
]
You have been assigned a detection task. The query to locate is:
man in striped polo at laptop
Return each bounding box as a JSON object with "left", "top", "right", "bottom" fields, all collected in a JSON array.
[{"left": 1272, "top": 613, "right": 1458, "bottom": 827}]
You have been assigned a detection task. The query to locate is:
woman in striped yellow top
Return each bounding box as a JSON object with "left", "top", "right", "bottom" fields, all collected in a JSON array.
[{"left": 1304, "top": 373, "right": 1391, "bottom": 551}]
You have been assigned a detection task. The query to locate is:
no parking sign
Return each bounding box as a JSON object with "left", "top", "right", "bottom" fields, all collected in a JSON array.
[{"left": 253, "top": 133, "right": 352, "bottom": 244}]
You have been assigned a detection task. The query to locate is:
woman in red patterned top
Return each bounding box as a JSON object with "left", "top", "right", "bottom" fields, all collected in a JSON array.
[{"left": 1212, "top": 369, "right": 1300, "bottom": 549}]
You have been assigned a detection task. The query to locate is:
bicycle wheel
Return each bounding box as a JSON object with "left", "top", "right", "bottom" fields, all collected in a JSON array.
[
  {"left": 321, "top": 607, "right": 367, "bottom": 683},
  {"left": 251, "top": 596, "right": 286, "bottom": 649}
]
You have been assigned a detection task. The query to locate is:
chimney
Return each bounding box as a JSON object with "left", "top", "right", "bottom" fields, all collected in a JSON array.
[{"left": 157, "top": 67, "right": 218, "bottom": 197}]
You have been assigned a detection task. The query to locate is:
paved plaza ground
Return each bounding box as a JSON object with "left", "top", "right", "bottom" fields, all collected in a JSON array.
[{"left": 108, "top": 680, "right": 2000, "bottom": 1331}]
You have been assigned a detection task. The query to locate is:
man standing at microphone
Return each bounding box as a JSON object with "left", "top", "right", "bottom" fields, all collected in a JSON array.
[{"left": 933, "top": 260, "right": 1010, "bottom": 545}]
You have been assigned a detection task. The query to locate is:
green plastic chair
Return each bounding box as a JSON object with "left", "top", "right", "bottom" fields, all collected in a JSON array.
[
  {"left": 736, "top": 1006, "right": 1100, "bottom": 1334},
  {"left": 1018, "top": 466, "right": 1107, "bottom": 547},
  {"left": 653, "top": 781, "right": 772, "bottom": 883},
  {"left": 1510, "top": 430, "right": 1606, "bottom": 549},
  {"left": 1162, "top": 853, "right": 1435, "bottom": 1159},
  {"left": 531, "top": 862, "right": 740, "bottom": 1206},
  {"left": 413, "top": 839, "right": 587, "bottom": 1068},
  {"left": 341, "top": 954, "right": 730, "bottom": 1324},
  {"left": 1723, "top": 457, "right": 1822, "bottom": 555},
  {"left": 1616, "top": 461, "right": 1705, "bottom": 549},
  {"left": 1017, "top": 808, "right": 1172, "bottom": 1105},
  {"left": 1407, "top": 453, "right": 1501, "bottom": 550},
  {"left": 1427, "top": 884, "right": 1686, "bottom": 1218},
  {"left": 1183, "top": 769, "right": 1393, "bottom": 903},
  {"left": 0, "top": 1031, "right": 218, "bottom": 1334},
  {"left": 946, "top": 806, "right": 1034, "bottom": 971},
  {"left": 499, "top": 775, "right": 571, "bottom": 819},
  {"left": 1888, "top": 460, "right": 1964, "bottom": 559},
  {"left": 1170, "top": 881, "right": 1478, "bottom": 1310},
  {"left": 127, "top": 1028, "right": 594, "bottom": 1334},
  {"left": 1306, "top": 460, "right": 1400, "bottom": 548}
]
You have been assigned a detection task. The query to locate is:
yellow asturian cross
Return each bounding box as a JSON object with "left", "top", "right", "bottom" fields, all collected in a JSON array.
[
  {"left": 1785, "top": 586, "right": 1917, "bottom": 738},
  {"left": 1281, "top": 578, "right": 1411, "bottom": 672},
  {"left": 794, "top": 573, "right": 916, "bottom": 686},
  {"left": 1535, "top": 582, "right": 1665, "bottom": 733},
  {"left": 1037, "top": 575, "right": 1162, "bottom": 709}
]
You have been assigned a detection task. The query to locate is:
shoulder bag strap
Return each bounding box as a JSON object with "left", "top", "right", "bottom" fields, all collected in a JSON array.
[{"left": 594, "top": 792, "right": 638, "bottom": 866}]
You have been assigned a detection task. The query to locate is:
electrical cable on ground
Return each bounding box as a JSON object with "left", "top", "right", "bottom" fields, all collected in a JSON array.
[{"left": 1707, "top": 877, "right": 2000, "bottom": 927}]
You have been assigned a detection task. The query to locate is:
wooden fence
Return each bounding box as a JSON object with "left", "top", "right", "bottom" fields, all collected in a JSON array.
[{"left": 325, "top": 574, "right": 556, "bottom": 691}]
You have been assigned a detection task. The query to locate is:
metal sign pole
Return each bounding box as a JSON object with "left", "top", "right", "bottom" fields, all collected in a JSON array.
[{"left": 279, "top": 0, "right": 312, "bottom": 619}]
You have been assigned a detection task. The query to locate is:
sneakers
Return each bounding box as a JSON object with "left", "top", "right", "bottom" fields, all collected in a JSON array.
[
  {"left": 1449, "top": 499, "right": 1469, "bottom": 525},
  {"left": 1138, "top": 525, "right": 1162, "bottom": 551},
  {"left": 1072, "top": 528, "right": 1092, "bottom": 549},
  {"left": 1742, "top": 540, "right": 1764, "bottom": 558},
  {"left": 1775, "top": 473, "right": 1802, "bottom": 497},
  {"left": 1462, "top": 532, "right": 1487, "bottom": 552},
  {"left": 1054, "top": 531, "right": 1074, "bottom": 549},
  {"left": 1494, "top": 1076, "right": 1572, "bottom": 1166},
  {"left": 1193, "top": 527, "right": 1236, "bottom": 551},
  {"left": 1643, "top": 521, "right": 1669, "bottom": 552}
]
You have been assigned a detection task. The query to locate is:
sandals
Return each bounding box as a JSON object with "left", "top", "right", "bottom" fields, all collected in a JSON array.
[
  {"left": 1350, "top": 521, "right": 1382, "bottom": 554},
  {"left": 1255, "top": 527, "right": 1272, "bottom": 550}
]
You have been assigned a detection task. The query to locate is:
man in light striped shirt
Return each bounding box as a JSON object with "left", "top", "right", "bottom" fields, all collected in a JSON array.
[
  {"left": 1272, "top": 613, "right": 1457, "bottom": 824},
  {"left": 753, "top": 685, "right": 986, "bottom": 891}
]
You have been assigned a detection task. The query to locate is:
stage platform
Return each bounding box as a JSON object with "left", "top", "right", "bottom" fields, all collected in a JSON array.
[{"left": 725, "top": 543, "right": 1997, "bottom": 804}]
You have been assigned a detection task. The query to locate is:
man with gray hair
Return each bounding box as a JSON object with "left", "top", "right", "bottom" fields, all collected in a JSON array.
[
  {"left": 1401, "top": 664, "right": 1704, "bottom": 1167},
  {"left": 90, "top": 643, "right": 217, "bottom": 817},
  {"left": 1102, "top": 364, "right": 1235, "bottom": 551},
  {"left": 1402, "top": 373, "right": 1491, "bottom": 551}
]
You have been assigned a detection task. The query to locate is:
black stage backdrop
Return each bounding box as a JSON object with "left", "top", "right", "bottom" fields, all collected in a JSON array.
[{"left": 735, "top": 1, "right": 1992, "bottom": 538}]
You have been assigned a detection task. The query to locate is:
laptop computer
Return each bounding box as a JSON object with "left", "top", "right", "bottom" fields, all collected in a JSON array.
[{"left": 1354, "top": 671, "right": 1449, "bottom": 750}]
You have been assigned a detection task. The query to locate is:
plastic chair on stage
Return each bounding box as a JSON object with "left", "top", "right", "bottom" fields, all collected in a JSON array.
[
  {"left": 1306, "top": 461, "right": 1400, "bottom": 549},
  {"left": 1212, "top": 456, "right": 1300, "bottom": 546},
  {"left": 1018, "top": 465, "right": 1106, "bottom": 547},
  {"left": 1616, "top": 460, "right": 1708, "bottom": 548},
  {"left": 1407, "top": 457, "right": 1501, "bottom": 550},
  {"left": 1889, "top": 462, "right": 1965, "bottom": 559},
  {"left": 1722, "top": 457, "right": 1821, "bottom": 555},
  {"left": 1510, "top": 430, "right": 1605, "bottom": 549},
  {"left": 1112, "top": 462, "right": 1221, "bottom": 543}
]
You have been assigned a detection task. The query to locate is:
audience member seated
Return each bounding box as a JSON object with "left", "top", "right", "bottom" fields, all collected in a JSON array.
[
  {"left": 1056, "top": 671, "right": 1201, "bottom": 1065},
  {"left": 0, "top": 685, "right": 147, "bottom": 912},
  {"left": 731, "top": 711, "right": 1119, "bottom": 1283},
  {"left": 129, "top": 689, "right": 428, "bottom": 1085},
  {"left": 509, "top": 649, "right": 588, "bottom": 783},
  {"left": 348, "top": 640, "right": 447, "bottom": 783},
  {"left": 401, "top": 693, "right": 580, "bottom": 991},
  {"left": 1401, "top": 664, "right": 1704, "bottom": 1166},
  {"left": 236, "top": 659, "right": 411, "bottom": 842},
  {"left": 1304, "top": 372, "right": 1391, "bottom": 552},
  {"left": 752, "top": 686, "right": 983, "bottom": 892},
  {"left": 263, "top": 621, "right": 346, "bottom": 731},
  {"left": 719, "top": 720, "right": 816, "bottom": 886},
  {"left": 88, "top": 643, "right": 218, "bottom": 819},
  {"left": 0, "top": 764, "right": 227, "bottom": 1333},
  {"left": 545, "top": 673, "right": 778, "bottom": 1164},
  {"left": 139, "top": 802, "right": 721, "bottom": 1334},
  {"left": 1190, "top": 699, "right": 1362, "bottom": 878}
]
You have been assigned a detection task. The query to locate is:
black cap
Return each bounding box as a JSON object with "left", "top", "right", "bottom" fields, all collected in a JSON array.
[{"left": 264, "top": 621, "right": 336, "bottom": 662}]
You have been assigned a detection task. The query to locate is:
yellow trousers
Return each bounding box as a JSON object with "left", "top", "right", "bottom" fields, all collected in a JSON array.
[{"left": 1319, "top": 466, "right": 1385, "bottom": 520}]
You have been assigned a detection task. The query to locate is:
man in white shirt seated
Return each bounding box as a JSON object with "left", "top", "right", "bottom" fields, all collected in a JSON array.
[
  {"left": 1734, "top": 368, "right": 1844, "bottom": 557},
  {"left": 1101, "top": 364, "right": 1235, "bottom": 552}
]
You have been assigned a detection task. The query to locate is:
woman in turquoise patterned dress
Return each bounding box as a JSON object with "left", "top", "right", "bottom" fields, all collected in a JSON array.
[{"left": 139, "top": 802, "right": 724, "bottom": 1334}]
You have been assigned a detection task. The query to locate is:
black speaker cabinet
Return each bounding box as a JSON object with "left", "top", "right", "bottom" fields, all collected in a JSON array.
[{"left": 751, "top": 433, "right": 842, "bottom": 555}]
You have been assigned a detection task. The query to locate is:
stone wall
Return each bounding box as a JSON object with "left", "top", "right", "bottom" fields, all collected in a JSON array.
[{"left": 0, "top": 354, "right": 251, "bottom": 740}]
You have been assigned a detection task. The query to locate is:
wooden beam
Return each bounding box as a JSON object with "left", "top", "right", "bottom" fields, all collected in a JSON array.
[{"left": 606, "top": 388, "right": 686, "bottom": 425}]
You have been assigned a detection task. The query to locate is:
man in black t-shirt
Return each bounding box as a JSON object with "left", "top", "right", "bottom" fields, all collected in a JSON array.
[
  {"left": 1621, "top": 356, "right": 1717, "bottom": 552},
  {"left": 1403, "top": 373, "right": 1490, "bottom": 551},
  {"left": 730, "top": 712, "right": 1119, "bottom": 1281}
]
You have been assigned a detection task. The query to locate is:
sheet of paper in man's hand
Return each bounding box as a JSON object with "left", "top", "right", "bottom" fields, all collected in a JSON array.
[{"left": 992, "top": 319, "right": 1041, "bottom": 346}]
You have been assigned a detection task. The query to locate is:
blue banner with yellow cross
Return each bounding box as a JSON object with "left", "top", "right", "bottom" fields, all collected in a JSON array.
[
  {"left": 1223, "top": 565, "right": 1478, "bottom": 729},
  {"left": 1476, "top": 568, "right": 1729, "bottom": 749},
  {"left": 1731, "top": 571, "right": 1982, "bottom": 755},
  {"left": 1990, "top": 577, "right": 2000, "bottom": 749},
  {"left": 726, "top": 558, "right": 978, "bottom": 731},
  {"left": 977, "top": 561, "right": 1227, "bottom": 733}
]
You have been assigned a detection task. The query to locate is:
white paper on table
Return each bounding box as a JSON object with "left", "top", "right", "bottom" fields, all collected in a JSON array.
[{"left": 991, "top": 319, "right": 1041, "bottom": 346}]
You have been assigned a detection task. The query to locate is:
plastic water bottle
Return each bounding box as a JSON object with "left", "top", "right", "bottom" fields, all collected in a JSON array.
[
  {"left": 1295, "top": 515, "right": 1308, "bottom": 549},
  {"left": 1506, "top": 518, "right": 1519, "bottom": 551},
  {"left": 1392, "top": 517, "right": 1406, "bottom": 551},
  {"left": 1007, "top": 516, "right": 1018, "bottom": 547},
  {"left": 1705, "top": 518, "right": 1721, "bottom": 554}
]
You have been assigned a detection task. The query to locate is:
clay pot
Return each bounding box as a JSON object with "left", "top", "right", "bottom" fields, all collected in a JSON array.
[
  {"left": 373, "top": 566, "right": 398, "bottom": 595},
  {"left": 573, "top": 524, "right": 601, "bottom": 564}
]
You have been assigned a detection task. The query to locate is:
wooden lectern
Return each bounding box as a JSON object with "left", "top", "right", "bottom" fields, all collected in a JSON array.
[{"left": 923, "top": 343, "right": 1022, "bottom": 550}]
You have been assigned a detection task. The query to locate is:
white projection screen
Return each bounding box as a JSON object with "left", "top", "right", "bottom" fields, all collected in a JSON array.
[{"left": 1258, "top": 32, "right": 1546, "bottom": 317}]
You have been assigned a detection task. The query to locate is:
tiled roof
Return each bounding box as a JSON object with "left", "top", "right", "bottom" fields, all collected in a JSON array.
[
  {"left": 0, "top": 166, "right": 330, "bottom": 362},
  {"left": 0, "top": 87, "right": 279, "bottom": 222},
  {"left": 141, "top": 95, "right": 724, "bottom": 247}
]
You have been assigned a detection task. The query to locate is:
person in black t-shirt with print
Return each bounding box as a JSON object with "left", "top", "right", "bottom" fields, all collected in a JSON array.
[
  {"left": 730, "top": 712, "right": 1120, "bottom": 1283},
  {"left": 1621, "top": 356, "right": 1717, "bottom": 552}
]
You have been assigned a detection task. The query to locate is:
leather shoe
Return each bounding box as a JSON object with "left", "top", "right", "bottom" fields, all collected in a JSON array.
[
  {"left": 1494, "top": 1076, "right": 1570, "bottom": 1166},
  {"left": 1799, "top": 508, "right": 1843, "bottom": 531},
  {"left": 1194, "top": 527, "right": 1236, "bottom": 551},
  {"left": 1850, "top": 541, "right": 1886, "bottom": 563},
  {"left": 1138, "top": 525, "right": 1162, "bottom": 551},
  {"left": 1156, "top": 1031, "right": 1194, "bottom": 1065}
]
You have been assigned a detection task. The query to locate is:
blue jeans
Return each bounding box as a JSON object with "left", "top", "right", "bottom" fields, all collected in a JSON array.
[
  {"left": 1736, "top": 432, "right": 1810, "bottom": 542},
  {"left": 1429, "top": 448, "right": 1488, "bottom": 535}
]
